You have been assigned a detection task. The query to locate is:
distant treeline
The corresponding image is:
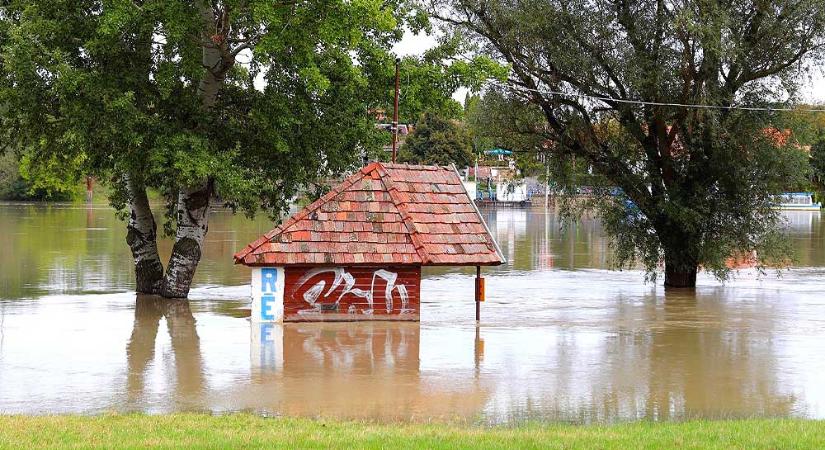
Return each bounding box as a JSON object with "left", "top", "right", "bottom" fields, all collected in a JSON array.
[{"left": 0, "top": 153, "right": 76, "bottom": 201}]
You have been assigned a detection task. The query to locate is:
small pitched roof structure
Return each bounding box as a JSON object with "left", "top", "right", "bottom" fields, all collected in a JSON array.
[{"left": 234, "top": 162, "right": 505, "bottom": 267}]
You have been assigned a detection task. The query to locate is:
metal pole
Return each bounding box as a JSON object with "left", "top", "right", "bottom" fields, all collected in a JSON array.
[
  {"left": 391, "top": 57, "right": 400, "bottom": 163},
  {"left": 475, "top": 265, "right": 481, "bottom": 322}
]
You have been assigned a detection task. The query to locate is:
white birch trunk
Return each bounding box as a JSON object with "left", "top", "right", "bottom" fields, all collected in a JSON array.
[
  {"left": 125, "top": 175, "right": 164, "bottom": 294},
  {"left": 160, "top": 181, "right": 212, "bottom": 298},
  {"left": 157, "top": 1, "right": 233, "bottom": 298}
]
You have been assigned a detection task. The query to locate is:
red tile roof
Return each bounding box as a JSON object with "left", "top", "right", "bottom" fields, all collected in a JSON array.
[{"left": 234, "top": 162, "right": 505, "bottom": 267}]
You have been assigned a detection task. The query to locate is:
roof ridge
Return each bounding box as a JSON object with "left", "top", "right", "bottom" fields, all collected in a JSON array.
[
  {"left": 232, "top": 167, "right": 370, "bottom": 263},
  {"left": 374, "top": 162, "right": 431, "bottom": 264}
]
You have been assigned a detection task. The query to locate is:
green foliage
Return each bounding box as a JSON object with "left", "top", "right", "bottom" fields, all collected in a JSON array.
[
  {"left": 398, "top": 112, "right": 474, "bottom": 166},
  {"left": 377, "top": 37, "right": 507, "bottom": 124},
  {"left": 0, "top": 0, "right": 416, "bottom": 223},
  {"left": 770, "top": 106, "right": 825, "bottom": 147},
  {"left": 18, "top": 150, "right": 85, "bottom": 200},
  {"left": 434, "top": 0, "right": 825, "bottom": 284},
  {"left": 598, "top": 114, "right": 810, "bottom": 281},
  {"left": 0, "top": 151, "right": 77, "bottom": 201},
  {"left": 465, "top": 90, "right": 565, "bottom": 179},
  {"left": 811, "top": 139, "right": 825, "bottom": 186}
]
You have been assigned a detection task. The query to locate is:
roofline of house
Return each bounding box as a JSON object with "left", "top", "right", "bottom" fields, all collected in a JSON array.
[{"left": 235, "top": 161, "right": 506, "bottom": 267}]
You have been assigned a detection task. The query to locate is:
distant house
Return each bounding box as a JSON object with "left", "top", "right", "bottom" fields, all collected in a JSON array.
[
  {"left": 235, "top": 162, "right": 504, "bottom": 322},
  {"left": 468, "top": 166, "right": 519, "bottom": 182}
]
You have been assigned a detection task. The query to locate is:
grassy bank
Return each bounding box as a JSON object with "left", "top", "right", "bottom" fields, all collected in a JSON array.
[{"left": 0, "top": 415, "right": 823, "bottom": 449}]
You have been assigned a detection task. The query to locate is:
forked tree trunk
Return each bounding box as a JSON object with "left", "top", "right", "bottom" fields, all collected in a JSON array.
[
  {"left": 125, "top": 176, "right": 164, "bottom": 294},
  {"left": 160, "top": 181, "right": 212, "bottom": 298}
]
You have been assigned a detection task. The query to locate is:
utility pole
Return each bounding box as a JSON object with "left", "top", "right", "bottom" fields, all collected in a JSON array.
[{"left": 391, "top": 57, "right": 400, "bottom": 163}]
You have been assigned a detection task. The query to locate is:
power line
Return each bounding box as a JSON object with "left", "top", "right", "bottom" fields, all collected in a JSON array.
[{"left": 489, "top": 80, "right": 825, "bottom": 113}]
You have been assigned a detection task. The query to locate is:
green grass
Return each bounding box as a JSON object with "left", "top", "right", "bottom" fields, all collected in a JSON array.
[{"left": 0, "top": 415, "right": 823, "bottom": 449}]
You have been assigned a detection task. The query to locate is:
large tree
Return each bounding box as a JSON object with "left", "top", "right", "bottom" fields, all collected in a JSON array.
[
  {"left": 431, "top": 0, "right": 825, "bottom": 287},
  {"left": 399, "top": 112, "right": 474, "bottom": 166},
  {"left": 0, "top": 0, "right": 419, "bottom": 297}
]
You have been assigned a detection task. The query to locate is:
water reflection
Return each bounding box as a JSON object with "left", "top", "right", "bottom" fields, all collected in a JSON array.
[
  {"left": 477, "top": 207, "right": 610, "bottom": 272},
  {"left": 3, "top": 204, "right": 824, "bottom": 299},
  {"left": 609, "top": 289, "right": 796, "bottom": 421},
  {"left": 238, "top": 322, "right": 489, "bottom": 420},
  {"left": 126, "top": 296, "right": 204, "bottom": 410},
  {"left": 2, "top": 204, "right": 825, "bottom": 422}
]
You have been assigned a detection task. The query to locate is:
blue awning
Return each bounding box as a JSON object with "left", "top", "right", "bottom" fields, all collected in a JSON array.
[{"left": 485, "top": 148, "right": 513, "bottom": 156}]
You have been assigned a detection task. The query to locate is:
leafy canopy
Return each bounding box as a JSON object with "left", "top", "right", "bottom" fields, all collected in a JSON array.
[
  {"left": 431, "top": 0, "right": 825, "bottom": 282},
  {"left": 390, "top": 36, "right": 507, "bottom": 123},
  {"left": 0, "top": 0, "right": 421, "bottom": 223}
]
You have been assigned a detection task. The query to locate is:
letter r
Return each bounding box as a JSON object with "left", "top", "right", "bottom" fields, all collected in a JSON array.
[{"left": 262, "top": 268, "right": 277, "bottom": 294}]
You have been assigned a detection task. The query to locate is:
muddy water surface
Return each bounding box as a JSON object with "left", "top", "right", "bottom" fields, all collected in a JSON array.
[{"left": 1, "top": 203, "right": 825, "bottom": 423}]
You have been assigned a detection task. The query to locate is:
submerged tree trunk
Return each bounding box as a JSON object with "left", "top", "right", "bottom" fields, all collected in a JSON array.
[
  {"left": 663, "top": 247, "right": 698, "bottom": 288},
  {"left": 160, "top": 180, "right": 213, "bottom": 298},
  {"left": 125, "top": 176, "right": 165, "bottom": 294}
]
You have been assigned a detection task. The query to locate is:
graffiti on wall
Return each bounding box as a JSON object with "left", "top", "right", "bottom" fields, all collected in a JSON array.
[{"left": 294, "top": 267, "right": 413, "bottom": 316}]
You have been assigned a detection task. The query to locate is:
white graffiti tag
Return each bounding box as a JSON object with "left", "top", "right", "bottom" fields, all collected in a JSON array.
[{"left": 295, "top": 268, "right": 412, "bottom": 315}]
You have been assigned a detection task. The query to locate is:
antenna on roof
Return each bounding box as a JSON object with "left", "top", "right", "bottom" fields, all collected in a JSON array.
[{"left": 392, "top": 57, "right": 400, "bottom": 164}]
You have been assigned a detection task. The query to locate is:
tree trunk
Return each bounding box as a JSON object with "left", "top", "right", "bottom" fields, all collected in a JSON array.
[
  {"left": 153, "top": 1, "right": 230, "bottom": 299},
  {"left": 160, "top": 180, "right": 212, "bottom": 298},
  {"left": 663, "top": 250, "right": 698, "bottom": 288},
  {"left": 125, "top": 176, "right": 164, "bottom": 294},
  {"left": 196, "top": 1, "right": 233, "bottom": 110}
]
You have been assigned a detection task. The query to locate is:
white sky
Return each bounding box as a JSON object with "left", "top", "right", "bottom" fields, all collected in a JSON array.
[{"left": 394, "top": 31, "right": 825, "bottom": 105}]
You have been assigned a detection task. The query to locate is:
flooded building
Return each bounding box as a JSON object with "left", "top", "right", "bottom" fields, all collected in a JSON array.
[{"left": 234, "top": 162, "right": 505, "bottom": 322}]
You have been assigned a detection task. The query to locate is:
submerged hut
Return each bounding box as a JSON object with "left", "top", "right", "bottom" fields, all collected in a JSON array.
[{"left": 234, "top": 162, "right": 504, "bottom": 322}]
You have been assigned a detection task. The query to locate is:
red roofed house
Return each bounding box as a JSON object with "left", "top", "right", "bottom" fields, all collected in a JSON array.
[{"left": 234, "top": 162, "right": 505, "bottom": 322}]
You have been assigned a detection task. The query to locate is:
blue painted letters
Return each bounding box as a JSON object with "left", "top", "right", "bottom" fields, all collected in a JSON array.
[
  {"left": 261, "top": 268, "right": 277, "bottom": 294},
  {"left": 260, "top": 268, "right": 278, "bottom": 321}
]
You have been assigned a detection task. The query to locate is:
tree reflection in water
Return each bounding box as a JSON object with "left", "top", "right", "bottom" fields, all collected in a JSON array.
[
  {"left": 571, "top": 288, "right": 798, "bottom": 422},
  {"left": 639, "top": 289, "right": 796, "bottom": 420},
  {"left": 126, "top": 295, "right": 204, "bottom": 410}
]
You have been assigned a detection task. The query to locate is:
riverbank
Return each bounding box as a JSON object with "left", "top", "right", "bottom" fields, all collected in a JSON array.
[{"left": 0, "top": 415, "right": 823, "bottom": 449}]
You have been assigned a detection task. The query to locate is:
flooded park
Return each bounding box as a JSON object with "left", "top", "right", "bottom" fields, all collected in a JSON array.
[{"left": 1, "top": 202, "right": 825, "bottom": 424}]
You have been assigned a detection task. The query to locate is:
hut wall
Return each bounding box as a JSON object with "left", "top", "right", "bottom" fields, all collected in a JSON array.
[
  {"left": 251, "top": 266, "right": 286, "bottom": 323},
  {"left": 282, "top": 266, "right": 421, "bottom": 321}
]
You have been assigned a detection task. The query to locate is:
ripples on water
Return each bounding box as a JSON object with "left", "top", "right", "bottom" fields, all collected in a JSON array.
[{"left": 1, "top": 204, "right": 825, "bottom": 423}]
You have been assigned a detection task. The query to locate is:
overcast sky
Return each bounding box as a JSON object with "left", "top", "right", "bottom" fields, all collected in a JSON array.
[{"left": 394, "top": 31, "right": 825, "bottom": 105}]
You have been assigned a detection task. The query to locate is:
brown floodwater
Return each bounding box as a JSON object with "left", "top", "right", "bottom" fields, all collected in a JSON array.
[{"left": 1, "top": 203, "right": 825, "bottom": 423}]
